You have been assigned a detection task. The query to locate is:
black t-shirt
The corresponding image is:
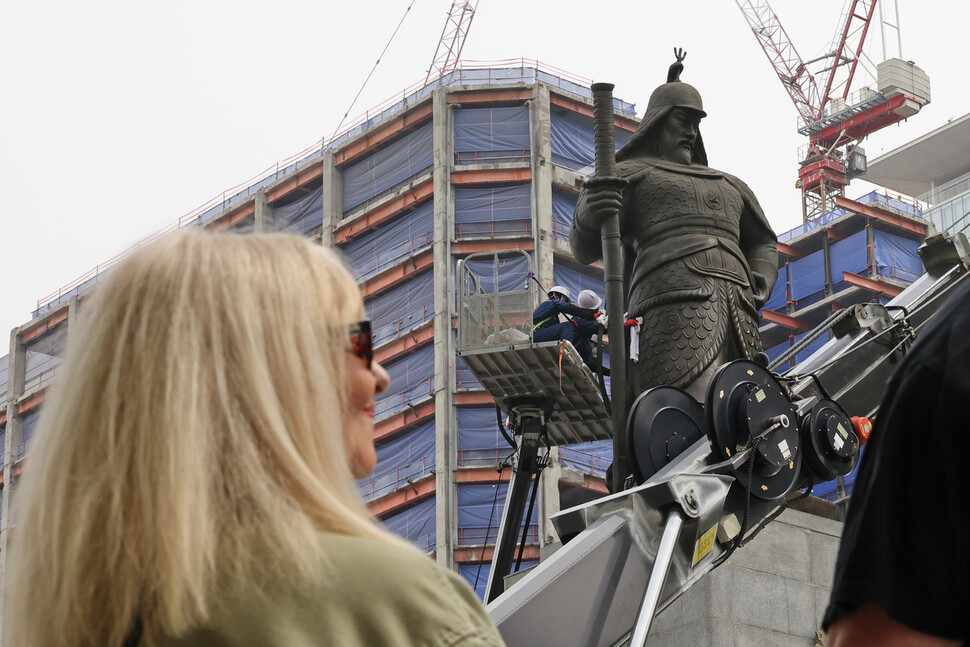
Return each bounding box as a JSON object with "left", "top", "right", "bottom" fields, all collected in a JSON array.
[{"left": 822, "top": 278, "right": 970, "bottom": 641}]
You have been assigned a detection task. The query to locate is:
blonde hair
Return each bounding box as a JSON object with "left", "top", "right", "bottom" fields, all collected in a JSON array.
[{"left": 6, "top": 232, "right": 405, "bottom": 647}]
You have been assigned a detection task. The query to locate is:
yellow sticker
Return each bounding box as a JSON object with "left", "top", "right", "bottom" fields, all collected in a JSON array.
[
  {"left": 693, "top": 525, "right": 717, "bottom": 566},
  {"left": 719, "top": 389, "right": 725, "bottom": 399},
  {"left": 746, "top": 370, "right": 754, "bottom": 376}
]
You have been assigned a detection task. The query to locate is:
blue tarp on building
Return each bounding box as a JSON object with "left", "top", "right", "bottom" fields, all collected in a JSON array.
[
  {"left": 342, "top": 122, "right": 434, "bottom": 213},
  {"left": 457, "top": 406, "right": 509, "bottom": 468},
  {"left": 550, "top": 110, "right": 632, "bottom": 172},
  {"left": 455, "top": 184, "right": 532, "bottom": 238},
  {"left": 340, "top": 200, "right": 435, "bottom": 281},
  {"left": 360, "top": 421, "right": 436, "bottom": 502},
  {"left": 873, "top": 229, "right": 922, "bottom": 283},
  {"left": 376, "top": 345, "right": 435, "bottom": 420},
  {"left": 552, "top": 190, "right": 578, "bottom": 242},
  {"left": 829, "top": 229, "right": 869, "bottom": 281},
  {"left": 365, "top": 270, "right": 434, "bottom": 347},
  {"left": 763, "top": 265, "right": 788, "bottom": 312},
  {"left": 551, "top": 261, "right": 605, "bottom": 304},
  {"left": 788, "top": 249, "right": 826, "bottom": 302},
  {"left": 382, "top": 497, "right": 437, "bottom": 552},
  {"left": 454, "top": 106, "right": 531, "bottom": 164},
  {"left": 461, "top": 253, "right": 533, "bottom": 294},
  {"left": 457, "top": 483, "right": 538, "bottom": 546},
  {"left": 273, "top": 186, "right": 324, "bottom": 235}
]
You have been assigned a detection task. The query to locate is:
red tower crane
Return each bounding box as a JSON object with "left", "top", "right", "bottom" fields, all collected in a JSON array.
[
  {"left": 736, "top": 0, "right": 930, "bottom": 222},
  {"left": 425, "top": 1, "right": 479, "bottom": 85}
]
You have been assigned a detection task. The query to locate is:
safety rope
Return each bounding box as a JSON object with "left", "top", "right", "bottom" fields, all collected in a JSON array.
[
  {"left": 558, "top": 341, "right": 565, "bottom": 394},
  {"left": 526, "top": 270, "right": 546, "bottom": 294}
]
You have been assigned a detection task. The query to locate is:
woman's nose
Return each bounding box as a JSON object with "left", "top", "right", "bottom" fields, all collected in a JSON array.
[{"left": 372, "top": 361, "right": 390, "bottom": 395}]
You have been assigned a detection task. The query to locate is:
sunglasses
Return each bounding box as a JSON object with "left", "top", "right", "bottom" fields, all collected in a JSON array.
[{"left": 348, "top": 320, "right": 373, "bottom": 368}]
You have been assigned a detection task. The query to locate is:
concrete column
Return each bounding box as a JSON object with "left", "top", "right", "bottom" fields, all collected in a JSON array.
[
  {"left": 254, "top": 191, "right": 275, "bottom": 233},
  {"left": 531, "top": 84, "right": 556, "bottom": 291},
  {"left": 530, "top": 83, "right": 563, "bottom": 549},
  {"left": 430, "top": 87, "right": 456, "bottom": 568},
  {"left": 0, "top": 327, "right": 27, "bottom": 642},
  {"left": 321, "top": 151, "right": 340, "bottom": 248}
]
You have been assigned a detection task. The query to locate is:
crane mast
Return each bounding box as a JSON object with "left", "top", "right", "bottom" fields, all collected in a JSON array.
[
  {"left": 736, "top": 0, "right": 930, "bottom": 223},
  {"left": 426, "top": 1, "right": 479, "bottom": 85}
]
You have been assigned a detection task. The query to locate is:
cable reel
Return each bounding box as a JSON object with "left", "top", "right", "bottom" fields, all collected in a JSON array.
[
  {"left": 705, "top": 360, "right": 801, "bottom": 501},
  {"left": 800, "top": 399, "right": 860, "bottom": 482},
  {"left": 626, "top": 386, "right": 706, "bottom": 484}
]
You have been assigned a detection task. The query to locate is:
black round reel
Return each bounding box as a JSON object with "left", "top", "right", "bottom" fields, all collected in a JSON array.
[
  {"left": 705, "top": 360, "right": 801, "bottom": 501},
  {"left": 801, "top": 399, "right": 859, "bottom": 482},
  {"left": 626, "top": 386, "right": 707, "bottom": 483},
  {"left": 625, "top": 359, "right": 861, "bottom": 498}
]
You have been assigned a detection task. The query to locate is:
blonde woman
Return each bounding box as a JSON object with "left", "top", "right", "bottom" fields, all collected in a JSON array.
[{"left": 6, "top": 233, "right": 505, "bottom": 647}]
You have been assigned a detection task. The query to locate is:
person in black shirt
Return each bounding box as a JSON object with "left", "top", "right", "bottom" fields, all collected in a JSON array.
[
  {"left": 532, "top": 285, "right": 606, "bottom": 374},
  {"left": 823, "top": 278, "right": 970, "bottom": 646}
]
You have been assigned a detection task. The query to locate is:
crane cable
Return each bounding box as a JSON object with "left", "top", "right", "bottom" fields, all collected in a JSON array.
[{"left": 328, "top": 0, "right": 417, "bottom": 143}]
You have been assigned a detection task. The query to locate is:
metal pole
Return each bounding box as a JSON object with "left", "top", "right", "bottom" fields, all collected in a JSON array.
[
  {"left": 590, "top": 82, "right": 630, "bottom": 492},
  {"left": 628, "top": 510, "right": 685, "bottom": 646},
  {"left": 486, "top": 414, "right": 541, "bottom": 603}
]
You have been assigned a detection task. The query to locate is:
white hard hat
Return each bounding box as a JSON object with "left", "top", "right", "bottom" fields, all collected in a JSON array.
[
  {"left": 577, "top": 289, "right": 602, "bottom": 309},
  {"left": 548, "top": 285, "right": 571, "bottom": 301}
]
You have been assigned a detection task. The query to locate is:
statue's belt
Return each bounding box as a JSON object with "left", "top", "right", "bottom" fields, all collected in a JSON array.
[{"left": 629, "top": 232, "right": 752, "bottom": 288}]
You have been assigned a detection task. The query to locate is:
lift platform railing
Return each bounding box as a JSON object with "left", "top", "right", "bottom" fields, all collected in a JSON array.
[{"left": 457, "top": 249, "right": 536, "bottom": 353}]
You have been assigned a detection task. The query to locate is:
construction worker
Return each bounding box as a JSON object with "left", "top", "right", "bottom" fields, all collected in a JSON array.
[{"left": 533, "top": 286, "right": 608, "bottom": 374}]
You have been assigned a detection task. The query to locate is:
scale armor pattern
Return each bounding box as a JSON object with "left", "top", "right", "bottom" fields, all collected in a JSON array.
[{"left": 629, "top": 259, "right": 763, "bottom": 393}]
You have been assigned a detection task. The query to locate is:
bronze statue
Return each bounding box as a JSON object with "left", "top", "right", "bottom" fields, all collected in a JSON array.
[{"left": 570, "top": 51, "right": 778, "bottom": 402}]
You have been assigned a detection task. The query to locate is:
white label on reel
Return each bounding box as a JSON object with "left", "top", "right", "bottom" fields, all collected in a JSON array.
[{"left": 778, "top": 439, "right": 791, "bottom": 460}]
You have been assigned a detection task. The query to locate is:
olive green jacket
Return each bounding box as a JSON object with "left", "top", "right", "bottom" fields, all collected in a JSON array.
[{"left": 157, "top": 531, "right": 506, "bottom": 647}]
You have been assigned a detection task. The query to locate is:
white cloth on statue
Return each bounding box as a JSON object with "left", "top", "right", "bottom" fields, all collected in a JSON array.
[{"left": 629, "top": 317, "right": 643, "bottom": 363}]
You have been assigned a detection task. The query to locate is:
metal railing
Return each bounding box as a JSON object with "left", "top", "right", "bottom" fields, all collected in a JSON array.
[
  {"left": 458, "top": 524, "right": 538, "bottom": 546},
  {"left": 411, "top": 532, "right": 437, "bottom": 553},
  {"left": 374, "top": 305, "right": 435, "bottom": 348},
  {"left": 455, "top": 219, "right": 532, "bottom": 239},
  {"left": 552, "top": 220, "right": 572, "bottom": 242},
  {"left": 374, "top": 379, "right": 435, "bottom": 421},
  {"left": 350, "top": 231, "right": 434, "bottom": 283},
  {"left": 456, "top": 249, "right": 536, "bottom": 353},
  {"left": 777, "top": 190, "right": 925, "bottom": 243},
  {"left": 358, "top": 455, "right": 435, "bottom": 502},
  {"left": 454, "top": 150, "right": 530, "bottom": 165},
  {"left": 341, "top": 170, "right": 433, "bottom": 220},
  {"left": 457, "top": 448, "right": 507, "bottom": 468},
  {"left": 22, "top": 366, "right": 60, "bottom": 395},
  {"left": 456, "top": 367, "right": 482, "bottom": 390}
]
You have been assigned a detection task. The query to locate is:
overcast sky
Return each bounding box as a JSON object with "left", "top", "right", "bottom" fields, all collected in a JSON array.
[{"left": 1, "top": 0, "right": 966, "bottom": 339}]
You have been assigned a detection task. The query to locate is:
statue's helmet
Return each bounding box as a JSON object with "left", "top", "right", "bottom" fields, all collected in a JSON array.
[
  {"left": 645, "top": 79, "right": 706, "bottom": 118},
  {"left": 616, "top": 49, "right": 708, "bottom": 166}
]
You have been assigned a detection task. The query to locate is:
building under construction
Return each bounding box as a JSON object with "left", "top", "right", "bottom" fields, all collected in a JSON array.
[
  {"left": 1, "top": 58, "right": 968, "bottom": 643},
  {"left": 0, "top": 62, "right": 640, "bottom": 604}
]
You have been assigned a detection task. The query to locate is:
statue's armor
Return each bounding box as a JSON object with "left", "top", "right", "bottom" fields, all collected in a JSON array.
[{"left": 621, "top": 161, "right": 764, "bottom": 393}]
